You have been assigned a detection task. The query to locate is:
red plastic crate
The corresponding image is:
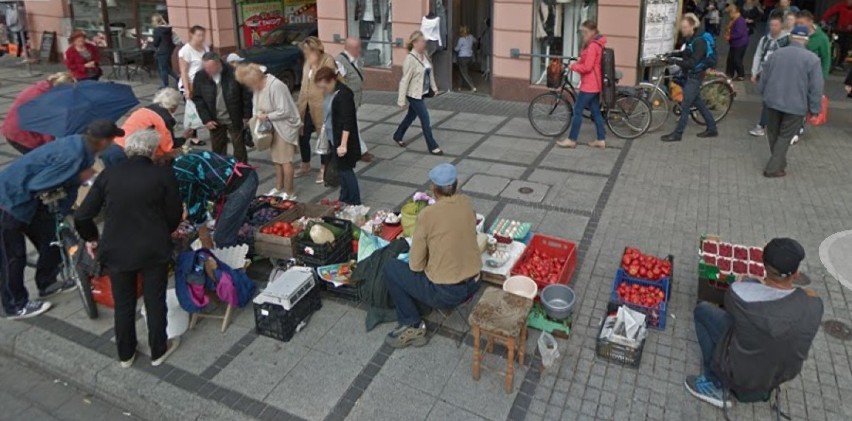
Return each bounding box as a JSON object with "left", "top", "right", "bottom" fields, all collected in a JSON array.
[{"left": 510, "top": 234, "right": 577, "bottom": 289}]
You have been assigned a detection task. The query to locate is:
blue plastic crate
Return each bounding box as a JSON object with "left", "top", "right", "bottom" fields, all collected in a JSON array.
[{"left": 610, "top": 269, "right": 669, "bottom": 330}]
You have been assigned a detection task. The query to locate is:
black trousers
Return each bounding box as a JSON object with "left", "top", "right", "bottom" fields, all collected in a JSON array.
[
  {"left": 298, "top": 109, "right": 329, "bottom": 165},
  {"left": 726, "top": 45, "right": 747, "bottom": 78},
  {"left": 0, "top": 208, "right": 60, "bottom": 315},
  {"left": 838, "top": 32, "right": 851, "bottom": 67},
  {"left": 110, "top": 264, "right": 169, "bottom": 362},
  {"left": 764, "top": 108, "right": 803, "bottom": 174},
  {"left": 210, "top": 123, "right": 247, "bottom": 163}
]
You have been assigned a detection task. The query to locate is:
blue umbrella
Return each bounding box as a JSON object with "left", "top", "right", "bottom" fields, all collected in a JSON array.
[{"left": 17, "top": 80, "right": 139, "bottom": 138}]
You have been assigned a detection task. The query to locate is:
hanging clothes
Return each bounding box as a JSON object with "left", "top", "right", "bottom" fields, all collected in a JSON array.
[
  {"left": 421, "top": 16, "right": 443, "bottom": 47},
  {"left": 535, "top": 1, "right": 563, "bottom": 41}
]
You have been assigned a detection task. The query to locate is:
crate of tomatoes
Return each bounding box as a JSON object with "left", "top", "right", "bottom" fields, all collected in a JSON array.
[
  {"left": 621, "top": 247, "right": 674, "bottom": 297},
  {"left": 254, "top": 202, "right": 335, "bottom": 260},
  {"left": 610, "top": 269, "right": 669, "bottom": 330},
  {"left": 510, "top": 234, "right": 577, "bottom": 290}
]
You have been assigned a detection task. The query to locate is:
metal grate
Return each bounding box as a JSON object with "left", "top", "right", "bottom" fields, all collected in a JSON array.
[{"left": 518, "top": 187, "right": 534, "bottom": 194}]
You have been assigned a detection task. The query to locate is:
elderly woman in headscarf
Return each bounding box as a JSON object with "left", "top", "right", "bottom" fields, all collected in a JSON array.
[{"left": 75, "top": 129, "right": 183, "bottom": 368}]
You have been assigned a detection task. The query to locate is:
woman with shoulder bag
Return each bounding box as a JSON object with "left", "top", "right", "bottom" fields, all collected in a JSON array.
[
  {"left": 393, "top": 31, "right": 443, "bottom": 155},
  {"left": 237, "top": 63, "right": 302, "bottom": 199},
  {"left": 315, "top": 67, "right": 361, "bottom": 205},
  {"left": 296, "top": 37, "right": 338, "bottom": 183},
  {"left": 556, "top": 20, "right": 607, "bottom": 150}
]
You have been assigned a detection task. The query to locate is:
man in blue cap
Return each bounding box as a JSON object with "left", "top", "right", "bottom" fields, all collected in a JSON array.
[
  {"left": 382, "top": 163, "right": 481, "bottom": 348},
  {"left": 0, "top": 119, "right": 119, "bottom": 319}
]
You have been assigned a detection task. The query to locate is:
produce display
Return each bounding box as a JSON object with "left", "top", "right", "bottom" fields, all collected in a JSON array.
[
  {"left": 488, "top": 218, "right": 532, "bottom": 242},
  {"left": 320, "top": 198, "right": 344, "bottom": 212},
  {"left": 317, "top": 261, "right": 354, "bottom": 284},
  {"left": 614, "top": 282, "right": 665, "bottom": 309},
  {"left": 513, "top": 249, "right": 567, "bottom": 285},
  {"left": 249, "top": 207, "right": 285, "bottom": 227},
  {"left": 621, "top": 247, "right": 672, "bottom": 282},
  {"left": 259, "top": 221, "right": 299, "bottom": 238},
  {"left": 701, "top": 238, "right": 764, "bottom": 278}
]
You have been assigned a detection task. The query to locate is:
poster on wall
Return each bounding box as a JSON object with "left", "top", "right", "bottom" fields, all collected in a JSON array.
[
  {"left": 241, "top": 1, "right": 286, "bottom": 48},
  {"left": 640, "top": 0, "right": 680, "bottom": 62},
  {"left": 284, "top": 0, "right": 317, "bottom": 24}
]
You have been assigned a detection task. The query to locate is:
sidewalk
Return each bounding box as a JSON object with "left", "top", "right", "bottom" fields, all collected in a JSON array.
[{"left": 0, "top": 58, "right": 851, "bottom": 421}]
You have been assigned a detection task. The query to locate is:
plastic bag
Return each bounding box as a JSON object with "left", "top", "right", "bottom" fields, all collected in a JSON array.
[
  {"left": 806, "top": 95, "right": 828, "bottom": 126},
  {"left": 538, "top": 331, "right": 560, "bottom": 369}
]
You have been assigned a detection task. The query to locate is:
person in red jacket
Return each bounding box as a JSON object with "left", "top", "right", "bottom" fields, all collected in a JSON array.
[
  {"left": 823, "top": 0, "right": 852, "bottom": 69},
  {"left": 1, "top": 72, "right": 75, "bottom": 154},
  {"left": 557, "top": 20, "right": 607, "bottom": 149},
  {"left": 64, "top": 31, "right": 102, "bottom": 81}
]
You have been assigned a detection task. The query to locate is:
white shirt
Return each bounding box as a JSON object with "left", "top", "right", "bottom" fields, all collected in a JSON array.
[
  {"left": 178, "top": 44, "right": 209, "bottom": 82},
  {"left": 421, "top": 16, "right": 442, "bottom": 47},
  {"left": 362, "top": 0, "right": 375, "bottom": 21},
  {"left": 455, "top": 35, "right": 475, "bottom": 58}
]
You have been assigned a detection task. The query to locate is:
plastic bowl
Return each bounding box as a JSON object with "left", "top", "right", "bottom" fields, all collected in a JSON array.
[
  {"left": 540, "top": 284, "right": 575, "bottom": 321},
  {"left": 503, "top": 276, "right": 538, "bottom": 299}
]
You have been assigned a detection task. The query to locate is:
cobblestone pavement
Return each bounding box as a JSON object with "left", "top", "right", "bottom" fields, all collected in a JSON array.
[{"left": 0, "top": 58, "right": 851, "bottom": 421}]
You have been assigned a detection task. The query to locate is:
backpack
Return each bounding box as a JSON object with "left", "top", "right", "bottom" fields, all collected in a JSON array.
[
  {"left": 600, "top": 47, "right": 617, "bottom": 108},
  {"left": 688, "top": 32, "right": 717, "bottom": 72}
]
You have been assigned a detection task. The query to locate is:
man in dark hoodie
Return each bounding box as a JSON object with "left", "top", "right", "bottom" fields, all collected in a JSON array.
[{"left": 685, "top": 238, "right": 823, "bottom": 409}]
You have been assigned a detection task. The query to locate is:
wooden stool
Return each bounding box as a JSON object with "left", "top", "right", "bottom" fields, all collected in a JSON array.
[
  {"left": 468, "top": 288, "right": 533, "bottom": 393},
  {"left": 187, "top": 256, "right": 237, "bottom": 333}
]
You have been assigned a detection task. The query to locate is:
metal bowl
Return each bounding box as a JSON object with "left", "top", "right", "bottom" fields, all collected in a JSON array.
[{"left": 540, "top": 284, "right": 575, "bottom": 321}]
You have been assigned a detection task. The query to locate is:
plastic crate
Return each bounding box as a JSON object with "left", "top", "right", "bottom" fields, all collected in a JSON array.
[
  {"left": 697, "top": 275, "right": 732, "bottom": 307},
  {"left": 313, "top": 269, "right": 361, "bottom": 302},
  {"left": 595, "top": 303, "right": 646, "bottom": 368},
  {"left": 254, "top": 285, "right": 322, "bottom": 342},
  {"left": 510, "top": 234, "right": 577, "bottom": 290},
  {"left": 254, "top": 202, "right": 335, "bottom": 260},
  {"left": 609, "top": 269, "right": 669, "bottom": 330},
  {"left": 620, "top": 248, "right": 674, "bottom": 297},
  {"left": 295, "top": 217, "right": 354, "bottom": 267}
]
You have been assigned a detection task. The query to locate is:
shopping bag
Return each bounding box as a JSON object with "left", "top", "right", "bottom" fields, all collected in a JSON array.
[
  {"left": 323, "top": 151, "right": 340, "bottom": 187},
  {"left": 249, "top": 117, "right": 273, "bottom": 151},
  {"left": 806, "top": 95, "right": 828, "bottom": 126},
  {"left": 183, "top": 100, "right": 205, "bottom": 130},
  {"left": 314, "top": 125, "right": 330, "bottom": 155}
]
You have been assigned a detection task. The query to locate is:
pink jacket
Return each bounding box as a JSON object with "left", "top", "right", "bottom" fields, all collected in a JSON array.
[
  {"left": 570, "top": 35, "right": 607, "bottom": 94},
  {"left": 1, "top": 80, "right": 55, "bottom": 149}
]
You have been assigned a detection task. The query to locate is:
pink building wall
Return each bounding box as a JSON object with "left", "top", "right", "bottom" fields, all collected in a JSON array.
[
  {"left": 21, "top": 0, "right": 70, "bottom": 61},
  {"left": 167, "top": 0, "right": 237, "bottom": 53}
]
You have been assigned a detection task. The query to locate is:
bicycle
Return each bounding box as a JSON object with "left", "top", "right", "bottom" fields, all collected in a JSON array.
[
  {"left": 528, "top": 58, "right": 653, "bottom": 140},
  {"left": 639, "top": 54, "right": 736, "bottom": 132},
  {"left": 38, "top": 188, "right": 98, "bottom": 319}
]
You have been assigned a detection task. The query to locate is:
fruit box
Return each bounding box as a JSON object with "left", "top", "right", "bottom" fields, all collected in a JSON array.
[
  {"left": 254, "top": 203, "right": 335, "bottom": 260},
  {"left": 595, "top": 302, "right": 646, "bottom": 368},
  {"left": 295, "top": 217, "right": 354, "bottom": 267},
  {"left": 609, "top": 269, "right": 669, "bottom": 330},
  {"left": 620, "top": 247, "right": 674, "bottom": 296},
  {"left": 510, "top": 234, "right": 577, "bottom": 290}
]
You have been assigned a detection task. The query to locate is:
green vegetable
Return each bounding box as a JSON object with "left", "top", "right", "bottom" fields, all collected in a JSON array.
[
  {"left": 310, "top": 225, "right": 335, "bottom": 245},
  {"left": 319, "top": 222, "right": 344, "bottom": 237}
]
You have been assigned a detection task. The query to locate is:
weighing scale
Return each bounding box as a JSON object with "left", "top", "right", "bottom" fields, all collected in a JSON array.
[{"left": 527, "top": 303, "right": 571, "bottom": 338}]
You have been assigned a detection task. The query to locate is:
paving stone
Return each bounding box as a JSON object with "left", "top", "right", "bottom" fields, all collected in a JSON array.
[
  {"left": 468, "top": 135, "right": 547, "bottom": 165},
  {"left": 436, "top": 112, "right": 509, "bottom": 133},
  {"left": 313, "top": 307, "right": 386, "bottom": 366},
  {"left": 501, "top": 180, "right": 550, "bottom": 203},
  {"left": 381, "top": 335, "right": 465, "bottom": 395},
  {"left": 345, "top": 375, "right": 436, "bottom": 421},
  {"left": 439, "top": 351, "right": 527, "bottom": 421},
  {"left": 425, "top": 400, "right": 489, "bottom": 421},
  {"left": 212, "top": 338, "right": 310, "bottom": 399},
  {"left": 462, "top": 174, "right": 511, "bottom": 196}
]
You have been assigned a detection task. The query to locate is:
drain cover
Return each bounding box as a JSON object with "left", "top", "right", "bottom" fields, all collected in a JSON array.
[
  {"left": 518, "top": 187, "right": 534, "bottom": 194},
  {"left": 822, "top": 320, "right": 852, "bottom": 341},
  {"left": 794, "top": 272, "right": 812, "bottom": 286}
]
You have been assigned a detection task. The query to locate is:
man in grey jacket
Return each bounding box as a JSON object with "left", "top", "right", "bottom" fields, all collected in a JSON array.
[
  {"left": 336, "top": 37, "right": 373, "bottom": 162},
  {"left": 685, "top": 238, "right": 823, "bottom": 409},
  {"left": 757, "top": 26, "right": 823, "bottom": 178},
  {"left": 748, "top": 13, "right": 789, "bottom": 137}
]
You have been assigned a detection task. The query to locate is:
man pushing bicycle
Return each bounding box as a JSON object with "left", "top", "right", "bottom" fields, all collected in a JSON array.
[{"left": 0, "top": 120, "right": 120, "bottom": 319}]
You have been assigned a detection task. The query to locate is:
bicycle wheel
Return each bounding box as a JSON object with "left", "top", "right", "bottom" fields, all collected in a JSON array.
[
  {"left": 606, "top": 95, "right": 652, "bottom": 139},
  {"left": 59, "top": 227, "right": 98, "bottom": 319},
  {"left": 528, "top": 92, "right": 572, "bottom": 137},
  {"left": 691, "top": 79, "right": 734, "bottom": 125},
  {"left": 638, "top": 82, "right": 670, "bottom": 132}
]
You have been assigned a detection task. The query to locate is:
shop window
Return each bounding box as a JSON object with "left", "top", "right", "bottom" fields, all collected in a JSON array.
[
  {"left": 71, "top": 0, "right": 167, "bottom": 49},
  {"left": 531, "top": 0, "right": 598, "bottom": 85},
  {"left": 347, "top": 0, "right": 393, "bottom": 68}
]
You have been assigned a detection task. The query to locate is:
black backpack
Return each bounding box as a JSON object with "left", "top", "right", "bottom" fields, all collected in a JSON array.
[{"left": 601, "top": 47, "right": 617, "bottom": 108}]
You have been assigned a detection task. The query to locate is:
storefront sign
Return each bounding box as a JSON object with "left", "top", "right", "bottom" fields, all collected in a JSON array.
[
  {"left": 241, "top": 1, "right": 287, "bottom": 48},
  {"left": 284, "top": 0, "right": 317, "bottom": 24},
  {"left": 640, "top": 0, "right": 680, "bottom": 61}
]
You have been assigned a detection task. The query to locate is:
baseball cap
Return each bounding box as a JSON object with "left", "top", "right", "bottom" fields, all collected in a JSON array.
[
  {"left": 763, "top": 238, "right": 805, "bottom": 277},
  {"left": 86, "top": 119, "right": 124, "bottom": 139},
  {"left": 790, "top": 26, "right": 810, "bottom": 38},
  {"left": 226, "top": 53, "right": 245, "bottom": 63},
  {"left": 429, "top": 163, "right": 457, "bottom": 187}
]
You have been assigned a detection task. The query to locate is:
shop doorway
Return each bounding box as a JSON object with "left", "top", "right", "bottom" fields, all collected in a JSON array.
[{"left": 449, "top": 0, "right": 492, "bottom": 95}]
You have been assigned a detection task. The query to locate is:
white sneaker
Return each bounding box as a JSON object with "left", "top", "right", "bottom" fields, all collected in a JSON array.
[
  {"left": 151, "top": 338, "right": 180, "bottom": 367},
  {"left": 790, "top": 135, "right": 800, "bottom": 145},
  {"left": 265, "top": 188, "right": 281, "bottom": 197},
  {"left": 120, "top": 353, "right": 136, "bottom": 369},
  {"left": 7, "top": 300, "right": 52, "bottom": 320},
  {"left": 748, "top": 125, "right": 765, "bottom": 137}
]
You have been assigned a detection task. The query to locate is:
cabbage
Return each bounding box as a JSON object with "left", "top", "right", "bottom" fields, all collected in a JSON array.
[{"left": 310, "top": 224, "right": 335, "bottom": 245}]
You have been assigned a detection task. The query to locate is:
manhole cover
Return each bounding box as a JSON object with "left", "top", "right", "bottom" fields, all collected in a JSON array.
[
  {"left": 518, "top": 187, "right": 534, "bottom": 194},
  {"left": 794, "top": 272, "right": 812, "bottom": 286},
  {"left": 822, "top": 320, "right": 852, "bottom": 341}
]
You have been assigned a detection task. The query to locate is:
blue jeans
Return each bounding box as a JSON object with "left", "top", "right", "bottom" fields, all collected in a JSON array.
[
  {"left": 694, "top": 302, "right": 733, "bottom": 384},
  {"left": 393, "top": 97, "right": 440, "bottom": 152},
  {"left": 156, "top": 54, "right": 179, "bottom": 88},
  {"left": 338, "top": 167, "right": 361, "bottom": 205},
  {"left": 758, "top": 104, "right": 768, "bottom": 128},
  {"left": 214, "top": 170, "right": 258, "bottom": 247},
  {"left": 568, "top": 91, "right": 606, "bottom": 141},
  {"left": 674, "top": 77, "right": 717, "bottom": 136},
  {"left": 383, "top": 259, "right": 480, "bottom": 327}
]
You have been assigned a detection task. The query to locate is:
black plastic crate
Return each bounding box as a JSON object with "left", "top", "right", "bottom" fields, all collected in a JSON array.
[
  {"left": 697, "top": 276, "right": 729, "bottom": 307},
  {"left": 313, "top": 269, "right": 360, "bottom": 302},
  {"left": 294, "top": 217, "right": 354, "bottom": 267},
  {"left": 595, "top": 303, "right": 646, "bottom": 368},
  {"left": 254, "top": 286, "right": 322, "bottom": 342}
]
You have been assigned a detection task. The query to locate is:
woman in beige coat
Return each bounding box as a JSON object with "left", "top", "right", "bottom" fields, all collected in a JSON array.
[
  {"left": 237, "top": 63, "right": 302, "bottom": 199},
  {"left": 393, "top": 31, "right": 442, "bottom": 155},
  {"left": 296, "top": 37, "right": 338, "bottom": 183}
]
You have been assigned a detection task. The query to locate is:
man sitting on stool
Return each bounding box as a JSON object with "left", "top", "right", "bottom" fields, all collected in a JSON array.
[
  {"left": 685, "top": 238, "right": 823, "bottom": 409},
  {"left": 383, "top": 163, "right": 481, "bottom": 349}
]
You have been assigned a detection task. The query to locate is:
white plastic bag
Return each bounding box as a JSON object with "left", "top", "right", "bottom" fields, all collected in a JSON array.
[{"left": 538, "top": 331, "right": 560, "bottom": 369}]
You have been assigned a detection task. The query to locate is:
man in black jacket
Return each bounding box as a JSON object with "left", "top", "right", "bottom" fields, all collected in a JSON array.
[
  {"left": 662, "top": 14, "right": 719, "bottom": 142},
  {"left": 685, "top": 238, "right": 823, "bottom": 409},
  {"left": 192, "top": 52, "right": 252, "bottom": 162}
]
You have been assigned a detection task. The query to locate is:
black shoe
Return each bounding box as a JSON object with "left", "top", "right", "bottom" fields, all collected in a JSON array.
[
  {"left": 697, "top": 130, "right": 718, "bottom": 138},
  {"left": 661, "top": 133, "right": 682, "bottom": 142},
  {"left": 38, "top": 279, "right": 77, "bottom": 298}
]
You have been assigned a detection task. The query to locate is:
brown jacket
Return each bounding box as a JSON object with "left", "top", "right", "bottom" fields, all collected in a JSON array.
[
  {"left": 297, "top": 53, "right": 337, "bottom": 127},
  {"left": 409, "top": 195, "right": 481, "bottom": 284}
]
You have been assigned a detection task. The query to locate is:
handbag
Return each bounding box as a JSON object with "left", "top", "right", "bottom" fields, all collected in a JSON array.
[
  {"left": 250, "top": 118, "right": 274, "bottom": 151},
  {"left": 323, "top": 148, "right": 340, "bottom": 188},
  {"left": 314, "top": 125, "right": 330, "bottom": 155},
  {"left": 806, "top": 95, "right": 828, "bottom": 126},
  {"left": 182, "top": 100, "right": 205, "bottom": 130}
]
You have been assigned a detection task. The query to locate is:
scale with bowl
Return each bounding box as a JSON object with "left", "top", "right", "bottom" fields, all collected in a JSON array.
[
  {"left": 527, "top": 304, "right": 572, "bottom": 338},
  {"left": 527, "top": 284, "right": 575, "bottom": 338}
]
